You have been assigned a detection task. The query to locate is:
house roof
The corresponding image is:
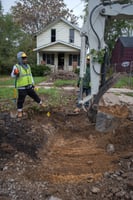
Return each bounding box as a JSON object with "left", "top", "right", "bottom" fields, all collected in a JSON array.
[
  {"left": 119, "top": 37, "right": 133, "bottom": 48},
  {"left": 35, "top": 17, "right": 80, "bottom": 36},
  {"left": 34, "top": 40, "right": 81, "bottom": 51}
]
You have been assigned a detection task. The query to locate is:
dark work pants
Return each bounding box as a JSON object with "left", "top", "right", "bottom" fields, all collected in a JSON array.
[{"left": 17, "top": 87, "right": 41, "bottom": 110}]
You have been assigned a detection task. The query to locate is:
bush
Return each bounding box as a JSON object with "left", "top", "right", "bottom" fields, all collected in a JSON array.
[
  {"left": 0, "top": 64, "right": 13, "bottom": 75},
  {"left": 31, "top": 64, "right": 51, "bottom": 76}
]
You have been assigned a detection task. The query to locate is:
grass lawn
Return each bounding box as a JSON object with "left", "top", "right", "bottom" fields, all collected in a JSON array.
[
  {"left": 0, "top": 74, "right": 132, "bottom": 101},
  {"left": 0, "top": 76, "right": 47, "bottom": 86},
  {"left": 0, "top": 76, "right": 74, "bottom": 108},
  {"left": 114, "top": 75, "right": 133, "bottom": 88},
  {"left": 0, "top": 76, "right": 47, "bottom": 100}
]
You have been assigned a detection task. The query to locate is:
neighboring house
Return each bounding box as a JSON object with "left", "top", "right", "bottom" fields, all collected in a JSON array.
[
  {"left": 111, "top": 37, "right": 133, "bottom": 72},
  {"left": 34, "top": 18, "right": 81, "bottom": 71}
]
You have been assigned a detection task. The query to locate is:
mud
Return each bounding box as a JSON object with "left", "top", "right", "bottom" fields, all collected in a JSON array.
[{"left": 0, "top": 90, "right": 133, "bottom": 200}]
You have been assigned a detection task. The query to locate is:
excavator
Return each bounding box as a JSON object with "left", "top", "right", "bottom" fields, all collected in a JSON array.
[{"left": 79, "top": 0, "right": 133, "bottom": 124}]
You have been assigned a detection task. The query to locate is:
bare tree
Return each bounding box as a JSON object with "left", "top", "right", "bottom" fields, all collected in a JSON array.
[{"left": 11, "top": 0, "right": 79, "bottom": 34}]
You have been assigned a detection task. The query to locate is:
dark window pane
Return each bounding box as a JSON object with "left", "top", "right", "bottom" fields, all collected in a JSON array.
[
  {"left": 45, "top": 54, "right": 54, "bottom": 65},
  {"left": 43, "top": 54, "right": 46, "bottom": 61},
  {"left": 51, "top": 29, "right": 56, "bottom": 42},
  {"left": 69, "top": 54, "right": 80, "bottom": 66},
  {"left": 73, "top": 55, "right": 77, "bottom": 61},
  {"left": 69, "top": 29, "right": 74, "bottom": 43}
]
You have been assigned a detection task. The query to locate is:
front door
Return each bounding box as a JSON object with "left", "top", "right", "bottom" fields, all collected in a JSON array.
[{"left": 58, "top": 53, "right": 64, "bottom": 70}]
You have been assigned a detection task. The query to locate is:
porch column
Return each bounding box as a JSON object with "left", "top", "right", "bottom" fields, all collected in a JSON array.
[
  {"left": 64, "top": 54, "right": 67, "bottom": 71},
  {"left": 54, "top": 53, "right": 58, "bottom": 71},
  {"left": 37, "top": 51, "right": 40, "bottom": 65}
]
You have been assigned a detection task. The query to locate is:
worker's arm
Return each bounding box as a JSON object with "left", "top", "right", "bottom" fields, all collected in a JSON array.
[{"left": 11, "top": 65, "right": 19, "bottom": 78}]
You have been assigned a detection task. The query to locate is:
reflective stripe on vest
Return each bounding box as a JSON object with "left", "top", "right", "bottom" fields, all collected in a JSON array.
[{"left": 16, "top": 64, "right": 33, "bottom": 88}]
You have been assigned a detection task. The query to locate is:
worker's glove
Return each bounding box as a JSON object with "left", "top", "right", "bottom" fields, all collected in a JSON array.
[
  {"left": 33, "top": 85, "right": 39, "bottom": 91},
  {"left": 14, "top": 68, "right": 19, "bottom": 76}
]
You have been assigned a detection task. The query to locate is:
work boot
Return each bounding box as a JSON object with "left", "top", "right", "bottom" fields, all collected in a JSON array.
[
  {"left": 40, "top": 103, "right": 47, "bottom": 108},
  {"left": 17, "top": 111, "right": 23, "bottom": 118}
]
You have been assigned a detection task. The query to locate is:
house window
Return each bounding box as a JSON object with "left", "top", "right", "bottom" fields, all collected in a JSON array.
[
  {"left": 43, "top": 54, "right": 54, "bottom": 65},
  {"left": 69, "top": 54, "right": 80, "bottom": 66},
  {"left": 69, "top": 29, "right": 74, "bottom": 43},
  {"left": 51, "top": 29, "right": 56, "bottom": 42}
]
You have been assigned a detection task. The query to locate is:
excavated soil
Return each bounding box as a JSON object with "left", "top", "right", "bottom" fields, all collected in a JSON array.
[{"left": 0, "top": 89, "right": 133, "bottom": 200}]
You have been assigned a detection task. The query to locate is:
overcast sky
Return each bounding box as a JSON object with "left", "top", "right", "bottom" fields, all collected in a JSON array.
[{"left": 2, "top": 0, "right": 84, "bottom": 26}]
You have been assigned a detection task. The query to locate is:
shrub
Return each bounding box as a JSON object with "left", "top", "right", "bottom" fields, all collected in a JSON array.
[
  {"left": 31, "top": 64, "right": 51, "bottom": 76},
  {"left": 0, "top": 64, "right": 12, "bottom": 75}
]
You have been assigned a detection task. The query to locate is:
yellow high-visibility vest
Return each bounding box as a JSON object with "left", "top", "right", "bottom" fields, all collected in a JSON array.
[{"left": 15, "top": 64, "right": 33, "bottom": 88}]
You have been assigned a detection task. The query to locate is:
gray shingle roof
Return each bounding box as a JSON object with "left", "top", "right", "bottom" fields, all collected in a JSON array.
[{"left": 119, "top": 37, "right": 133, "bottom": 47}]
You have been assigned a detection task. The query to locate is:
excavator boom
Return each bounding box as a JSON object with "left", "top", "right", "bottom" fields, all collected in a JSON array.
[{"left": 79, "top": 0, "right": 133, "bottom": 122}]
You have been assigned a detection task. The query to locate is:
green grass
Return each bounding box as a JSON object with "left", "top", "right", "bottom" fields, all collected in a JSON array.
[
  {"left": 0, "top": 76, "right": 48, "bottom": 101},
  {"left": 0, "top": 76, "right": 47, "bottom": 86},
  {"left": 0, "top": 87, "right": 16, "bottom": 99},
  {"left": 0, "top": 76, "right": 73, "bottom": 107},
  {"left": 37, "top": 87, "right": 60, "bottom": 97},
  {"left": 114, "top": 76, "right": 133, "bottom": 88},
  {"left": 0, "top": 86, "right": 63, "bottom": 107},
  {"left": 0, "top": 76, "right": 75, "bottom": 109},
  {"left": 54, "top": 79, "right": 76, "bottom": 87},
  {"left": 37, "top": 87, "right": 62, "bottom": 106},
  {"left": 122, "top": 92, "right": 133, "bottom": 97},
  {"left": 34, "top": 76, "right": 47, "bottom": 84},
  {"left": 0, "top": 75, "right": 132, "bottom": 103},
  {"left": 0, "top": 77, "right": 14, "bottom": 85}
]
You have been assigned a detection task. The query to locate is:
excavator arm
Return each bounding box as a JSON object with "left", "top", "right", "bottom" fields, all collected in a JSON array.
[{"left": 79, "top": 0, "right": 133, "bottom": 122}]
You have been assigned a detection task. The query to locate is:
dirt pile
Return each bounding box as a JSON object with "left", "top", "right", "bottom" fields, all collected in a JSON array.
[
  {"left": 51, "top": 70, "right": 77, "bottom": 81},
  {"left": 0, "top": 98, "right": 133, "bottom": 200},
  {"left": 0, "top": 86, "right": 133, "bottom": 199}
]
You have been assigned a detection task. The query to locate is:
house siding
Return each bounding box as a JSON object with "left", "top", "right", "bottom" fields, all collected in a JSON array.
[
  {"left": 35, "top": 18, "right": 81, "bottom": 71},
  {"left": 37, "top": 21, "right": 81, "bottom": 48},
  {"left": 42, "top": 43, "right": 80, "bottom": 52},
  {"left": 111, "top": 37, "right": 133, "bottom": 72}
]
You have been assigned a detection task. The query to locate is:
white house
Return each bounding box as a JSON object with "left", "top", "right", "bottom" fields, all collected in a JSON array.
[{"left": 34, "top": 18, "right": 81, "bottom": 71}]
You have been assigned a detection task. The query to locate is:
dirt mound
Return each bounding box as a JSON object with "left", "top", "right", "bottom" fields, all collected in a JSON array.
[
  {"left": 0, "top": 102, "right": 133, "bottom": 200},
  {"left": 99, "top": 105, "right": 129, "bottom": 118},
  {"left": 0, "top": 87, "right": 133, "bottom": 199},
  {"left": 51, "top": 70, "right": 77, "bottom": 80}
]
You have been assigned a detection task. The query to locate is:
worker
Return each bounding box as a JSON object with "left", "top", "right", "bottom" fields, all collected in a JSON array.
[
  {"left": 74, "top": 56, "right": 91, "bottom": 113},
  {"left": 11, "top": 51, "right": 45, "bottom": 118}
]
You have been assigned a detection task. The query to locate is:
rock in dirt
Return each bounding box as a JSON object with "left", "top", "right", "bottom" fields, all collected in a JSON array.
[
  {"left": 95, "top": 111, "right": 120, "bottom": 132},
  {"left": 91, "top": 186, "right": 100, "bottom": 194},
  {"left": 48, "top": 196, "right": 62, "bottom": 200},
  {"left": 106, "top": 144, "right": 115, "bottom": 154}
]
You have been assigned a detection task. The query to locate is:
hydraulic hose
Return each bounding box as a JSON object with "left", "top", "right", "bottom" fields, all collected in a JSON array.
[{"left": 90, "top": 3, "right": 103, "bottom": 49}]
